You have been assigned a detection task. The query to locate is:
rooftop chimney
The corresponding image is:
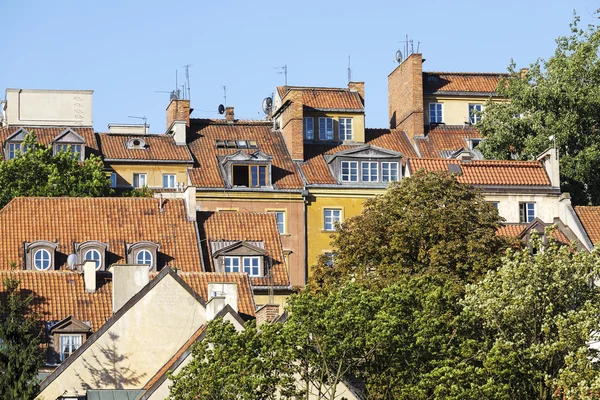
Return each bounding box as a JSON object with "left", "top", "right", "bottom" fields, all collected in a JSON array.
[
  {"left": 110, "top": 264, "right": 150, "bottom": 313},
  {"left": 166, "top": 99, "right": 191, "bottom": 131},
  {"left": 348, "top": 82, "right": 365, "bottom": 105},
  {"left": 225, "top": 107, "right": 235, "bottom": 122},
  {"left": 83, "top": 260, "right": 97, "bottom": 293},
  {"left": 256, "top": 304, "right": 281, "bottom": 326},
  {"left": 184, "top": 185, "right": 196, "bottom": 221},
  {"left": 388, "top": 53, "right": 424, "bottom": 144},
  {"left": 206, "top": 282, "right": 238, "bottom": 320}
]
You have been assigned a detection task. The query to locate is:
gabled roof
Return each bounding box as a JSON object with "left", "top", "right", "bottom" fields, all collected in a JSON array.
[
  {"left": 407, "top": 158, "right": 552, "bottom": 187},
  {"left": 198, "top": 211, "right": 289, "bottom": 288},
  {"left": 277, "top": 86, "right": 364, "bottom": 111},
  {"left": 300, "top": 129, "right": 418, "bottom": 185},
  {"left": 0, "top": 126, "right": 98, "bottom": 152},
  {"left": 187, "top": 119, "right": 303, "bottom": 190},
  {"left": 0, "top": 197, "right": 202, "bottom": 271},
  {"left": 415, "top": 125, "right": 482, "bottom": 158},
  {"left": 574, "top": 206, "right": 600, "bottom": 245},
  {"left": 98, "top": 133, "right": 193, "bottom": 163},
  {"left": 497, "top": 220, "right": 576, "bottom": 247},
  {"left": 422, "top": 72, "right": 507, "bottom": 94}
]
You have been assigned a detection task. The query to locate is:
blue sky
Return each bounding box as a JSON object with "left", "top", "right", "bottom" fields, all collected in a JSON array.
[{"left": 1, "top": 0, "right": 598, "bottom": 132}]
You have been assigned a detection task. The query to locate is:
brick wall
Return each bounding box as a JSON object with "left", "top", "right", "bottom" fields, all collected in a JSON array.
[
  {"left": 280, "top": 91, "right": 304, "bottom": 161},
  {"left": 256, "top": 304, "right": 280, "bottom": 326},
  {"left": 348, "top": 82, "right": 365, "bottom": 105},
  {"left": 166, "top": 99, "right": 191, "bottom": 130},
  {"left": 388, "top": 53, "right": 424, "bottom": 143}
]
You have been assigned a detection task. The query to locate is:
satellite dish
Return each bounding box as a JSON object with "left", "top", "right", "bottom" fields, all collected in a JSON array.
[
  {"left": 395, "top": 50, "right": 403, "bottom": 63},
  {"left": 218, "top": 104, "right": 225, "bottom": 115},
  {"left": 67, "top": 254, "right": 78, "bottom": 270},
  {"left": 262, "top": 97, "right": 273, "bottom": 115}
]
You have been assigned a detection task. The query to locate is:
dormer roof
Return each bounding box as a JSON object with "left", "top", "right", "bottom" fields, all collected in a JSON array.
[{"left": 0, "top": 126, "right": 98, "bottom": 152}]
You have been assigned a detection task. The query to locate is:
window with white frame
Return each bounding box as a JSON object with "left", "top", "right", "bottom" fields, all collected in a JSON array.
[
  {"left": 361, "top": 161, "right": 378, "bottom": 182},
  {"left": 319, "top": 117, "right": 334, "bottom": 140},
  {"left": 110, "top": 172, "right": 117, "bottom": 188},
  {"left": 133, "top": 173, "right": 147, "bottom": 188},
  {"left": 84, "top": 249, "right": 102, "bottom": 270},
  {"left": 429, "top": 103, "right": 443, "bottom": 123},
  {"left": 243, "top": 257, "right": 260, "bottom": 276},
  {"left": 324, "top": 209, "right": 341, "bottom": 231},
  {"left": 34, "top": 249, "right": 51, "bottom": 271},
  {"left": 269, "top": 211, "right": 286, "bottom": 234},
  {"left": 224, "top": 256, "right": 240, "bottom": 273},
  {"left": 163, "top": 174, "right": 176, "bottom": 188},
  {"left": 136, "top": 250, "right": 153, "bottom": 267},
  {"left": 7, "top": 143, "right": 21, "bottom": 159},
  {"left": 339, "top": 118, "right": 353, "bottom": 141},
  {"left": 340, "top": 161, "right": 358, "bottom": 182},
  {"left": 56, "top": 144, "right": 82, "bottom": 158},
  {"left": 469, "top": 104, "right": 482, "bottom": 124},
  {"left": 59, "top": 335, "right": 82, "bottom": 362},
  {"left": 303, "top": 117, "right": 314, "bottom": 140},
  {"left": 382, "top": 162, "right": 399, "bottom": 182},
  {"left": 519, "top": 202, "right": 535, "bottom": 223}
]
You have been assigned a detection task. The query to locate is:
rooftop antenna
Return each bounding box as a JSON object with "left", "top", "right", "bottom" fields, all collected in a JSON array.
[
  {"left": 275, "top": 64, "right": 288, "bottom": 86},
  {"left": 221, "top": 85, "right": 227, "bottom": 106},
  {"left": 128, "top": 115, "right": 148, "bottom": 135},
  {"left": 347, "top": 55, "right": 352, "bottom": 83},
  {"left": 182, "top": 64, "right": 193, "bottom": 101},
  {"left": 399, "top": 35, "right": 414, "bottom": 59},
  {"left": 155, "top": 90, "right": 179, "bottom": 101}
]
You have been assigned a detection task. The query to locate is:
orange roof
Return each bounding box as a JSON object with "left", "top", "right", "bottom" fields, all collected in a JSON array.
[
  {"left": 279, "top": 86, "right": 364, "bottom": 110},
  {"left": 408, "top": 158, "right": 552, "bottom": 186},
  {"left": 98, "top": 133, "right": 193, "bottom": 162},
  {"left": 423, "top": 72, "right": 506, "bottom": 93},
  {"left": 497, "top": 224, "right": 526, "bottom": 237},
  {"left": 300, "top": 129, "right": 418, "bottom": 185},
  {"left": 0, "top": 126, "right": 98, "bottom": 152},
  {"left": 199, "top": 211, "right": 289, "bottom": 288},
  {"left": 497, "top": 222, "right": 573, "bottom": 245},
  {"left": 0, "top": 197, "right": 202, "bottom": 271},
  {"left": 415, "top": 125, "right": 482, "bottom": 158},
  {"left": 574, "top": 206, "right": 600, "bottom": 244},
  {"left": 187, "top": 119, "right": 303, "bottom": 190}
]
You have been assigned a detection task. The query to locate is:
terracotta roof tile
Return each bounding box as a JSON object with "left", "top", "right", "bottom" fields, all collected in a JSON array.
[
  {"left": 574, "top": 206, "right": 600, "bottom": 244},
  {"left": 279, "top": 86, "right": 364, "bottom": 110},
  {"left": 187, "top": 119, "right": 303, "bottom": 190},
  {"left": 0, "top": 197, "right": 202, "bottom": 271},
  {"left": 497, "top": 224, "right": 527, "bottom": 237},
  {"left": 0, "top": 126, "right": 98, "bottom": 153},
  {"left": 98, "top": 133, "right": 193, "bottom": 162},
  {"left": 423, "top": 72, "right": 506, "bottom": 93},
  {"left": 199, "top": 211, "right": 289, "bottom": 288},
  {"left": 416, "top": 125, "right": 482, "bottom": 158},
  {"left": 408, "top": 158, "right": 551, "bottom": 186},
  {"left": 300, "top": 129, "right": 418, "bottom": 185}
]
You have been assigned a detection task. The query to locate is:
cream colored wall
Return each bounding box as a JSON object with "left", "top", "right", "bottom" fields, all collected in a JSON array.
[
  {"left": 303, "top": 111, "right": 366, "bottom": 143},
  {"left": 423, "top": 95, "right": 504, "bottom": 126},
  {"left": 5, "top": 88, "right": 93, "bottom": 126},
  {"left": 110, "top": 164, "right": 190, "bottom": 189},
  {"left": 485, "top": 192, "right": 562, "bottom": 224},
  {"left": 37, "top": 274, "right": 207, "bottom": 400}
]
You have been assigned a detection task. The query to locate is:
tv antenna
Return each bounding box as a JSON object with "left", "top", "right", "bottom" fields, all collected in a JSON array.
[
  {"left": 128, "top": 115, "right": 148, "bottom": 135},
  {"left": 275, "top": 64, "right": 288, "bottom": 86},
  {"left": 155, "top": 90, "right": 179, "bottom": 101},
  {"left": 398, "top": 35, "right": 420, "bottom": 62},
  {"left": 222, "top": 85, "right": 227, "bottom": 106},
  {"left": 347, "top": 55, "right": 352, "bottom": 83},
  {"left": 182, "top": 64, "right": 193, "bottom": 101}
]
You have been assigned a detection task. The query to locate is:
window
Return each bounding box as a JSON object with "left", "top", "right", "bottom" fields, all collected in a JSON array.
[
  {"left": 224, "top": 256, "right": 240, "bottom": 273},
  {"left": 56, "top": 144, "right": 82, "bottom": 158},
  {"left": 269, "top": 211, "right": 286, "bottom": 234},
  {"left": 324, "top": 252, "right": 337, "bottom": 267},
  {"left": 34, "top": 249, "right": 51, "bottom": 271},
  {"left": 382, "top": 162, "right": 399, "bottom": 182},
  {"left": 324, "top": 209, "right": 341, "bottom": 231},
  {"left": 243, "top": 257, "right": 260, "bottom": 276},
  {"left": 341, "top": 161, "right": 358, "bottom": 182},
  {"left": 303, "top": 117, "right": 314, "bottom": 140},
  {"left": 519, "top": 202, "right": 535, "bottom": 223},
  {"left": 110, "top": 172, "right": 117, "bottom": 188},
  {"left": 163, "top": 174, "right": 176, "bottom": 188},
  {"left": 7, "top": 143, "right": 20, "bottom": 159},
  {"left": 84, "top": 249, "right": 101, "bottom": 270},
  {"left": 469, "top": 139, "right": 482, "bottom": 150},
  {"left": 469, "top": 104, "right": 482, "bottom": 124},
  {"left": 361, "top": 161, "right": 378, "bottom": 182},
  {"left": 133, "top": 173, "right": 147, "bottom": 188},
  {"left": 233, "top": 165, "right": 268, "bottom": 187},
  {"left": 490, "top": 201, "right": 500, "bottom": 210},
  {"left": 59, "top": 335, "right": 82, "bottom": 362},
  {"left": 319, "top": 117, "right": 334, "bottom": 140},
  {"left": 339, "top": 118, "right": 353, "bottom": 141},
  {"left": 136, "top": 250, "right": 153, "bottom": 267},
  {"left": 429, "top": 103, "right": 443, "bottom": 123},
  {"left": 251, "top": 165, "right": 267, "bottom": 187}
]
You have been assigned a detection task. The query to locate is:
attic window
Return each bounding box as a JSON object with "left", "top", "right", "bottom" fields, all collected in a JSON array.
[
  {"left": 126, "top": 241, "right": 159, "bottom": 271},
  {"left": 236, "top": 140, "right": 248, "bottom": 149},
  {"left": 233, "top": 165, "right": 268, "bottom": 187},
  {"left": 226, "top": 140, "right": 236, "bottom": 148},
  {"left": 216, "top": 139, "right": 226, "bottom": 148},
  {"left": 447, "top": 164, "right": 463, "bottom": 175},
  {"left": 248, "top": 140, "right": 258, "bottom": 149}
]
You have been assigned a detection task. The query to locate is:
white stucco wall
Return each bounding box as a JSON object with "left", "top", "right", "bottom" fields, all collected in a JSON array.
[{"left": 485, "top": 192, "right": 562, "bottom": 224}]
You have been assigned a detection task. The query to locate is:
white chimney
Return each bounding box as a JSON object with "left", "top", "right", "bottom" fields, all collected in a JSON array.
[
  {"left": 184, "top": 185, "right": 196, "bottom": 221},
  {"left": 83, "top": 260, "right": 97, "bottom": 293},
  {"left": 537, "top": 147, "right": 560, "bottom": 188},
  {"left": 170, "top": 120, "right": 187, "bottom": 145},
  {"left": 110, "top": 264, "right": 150, "bottom": 313},
  {"left": 206, "top": 282, "right": 238, "bottom": 320}
]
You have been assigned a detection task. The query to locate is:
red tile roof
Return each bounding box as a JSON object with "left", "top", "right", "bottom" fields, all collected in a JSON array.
[
  {"left": 497, "top": 224, "right": 527, "bottom": 237},
  {"left": 187, "top": 119, "right": 303, "bottom": 190},
  {"left": 423, "top": 72, "right": 507, "bottom": 93},
  {"left": 278, "top": 86, "right": 364, "bottom": 111},
  {"left": 0, "top": 126, "right": 98, "bottom": 153},
  {"left": 574, "top": 206, "right": 600, "bottom": 244},
  {"left": 300, "top": 129, "right": 418, "bottom": 185},
  {"left": 199, "top": 211, "right": 289, "bottom": 288},
  {"left": 98, "top": 133, "right": 193, "bottom": 162},
  {"left": 408, "top": 158, "right": 552, "bottom": 186},
  {"left": 0, "top": 197, "right": 202, "bottom": 271},
  {"left": 415, "top": 125, "right": 482, "bottom": 158}
]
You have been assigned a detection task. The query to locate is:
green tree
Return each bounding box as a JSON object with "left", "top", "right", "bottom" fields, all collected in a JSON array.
[
  {"left": 311, "top": 170, "right": 511, "bottom": 291},
  {"left": 0, "top": 132, "right": 112, "bottom": 207},
  {"left": 0, "top": 270, "right": 44, "bottom": 399},
  {"left": 478, "top": 12, "right": 600, "bottom": 205}
]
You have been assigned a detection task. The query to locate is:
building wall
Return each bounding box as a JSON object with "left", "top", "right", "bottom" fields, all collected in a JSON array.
[
  {"left": 302, "top": 111, "right": 365, "bottom": 144},
  {"left": 109, "top": 163, "right": 191, "bottom": 189},
  {"left": 388, "top": 53, "right": 424, "bottom": 141},
  {"left": 484, "top": 192, "right": 562, "bottom": 224},
  {"left": 5, "top": 89, "right": 93, "bottom": 126},
  {"left": 422, "top": 94, "right": 504, "bottom": 126}
]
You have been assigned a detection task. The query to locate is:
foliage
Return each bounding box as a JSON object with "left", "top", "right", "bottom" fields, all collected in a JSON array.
[
  {"left": 0, "top": 132, "right": 112, "bottom": 208},
  {"left": 311, "top": 170, "right": 511, "bottom": 291},
  {"left": 121, "top": 186, "right": 154, "bottom": 198},
  {"left": 0, "top": 267, "right": 44, "bottom": 399},
  {"left": 478, "top": 12, "right": 600, "bottom": 205}
]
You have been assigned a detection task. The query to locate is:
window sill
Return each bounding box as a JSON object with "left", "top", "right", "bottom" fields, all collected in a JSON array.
[{"left": 321, "top": 230, "right": 337, "bottom": 233}]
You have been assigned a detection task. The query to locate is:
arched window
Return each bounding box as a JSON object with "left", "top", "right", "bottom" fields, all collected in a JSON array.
[
  {"left": 136, "top": 250, "right": 153, "bottom": 268},
  {"left": 34, "top": 249, "right": 51, "bottom": 271},
  {"left": 84, "top": 249, "right": 102, "bottom": 270}
]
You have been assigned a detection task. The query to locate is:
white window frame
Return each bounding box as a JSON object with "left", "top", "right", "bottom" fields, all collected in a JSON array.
[
  {"left": 341, "top": 161, "right": 358, "bottom": 182},
  {"left": 429, "top": 102, "right": 443, "bottom": 123},
  {"left": 519, "top": 202, "right": 536, "bottom": 223},
  {"left": 303, "top": 117, "right": 314, "bottom": 140},
  {"left": 469, "top": 104, "right": 482, "bottom": 124},
  {"left": 163, "top": 174, "right": 176, "bottom": 189},
  {"left": 8, "top": 143, "right": 20, "bottom": 159},
  {"left": 268, "top": 211, "right": 286, "bottom": 234},
  {"left": 34, "top": 249, "right": 51, "bottom": 271},
  {"left": 133, "top": 173, "right": 147, "bottom": 188},
  {"left": 381, "top": 162, "right": 399, "bottom": 182},
  {"left": 84, "top": 249, "right": 102, "bottom": 270},
  {"left": 324, "top": 209, "right": 342, "bottom": 231},
  {"left": 339, "top": 118, "right": 353, "bottom": 141},
  {"left": 59, "top": 334, "right": 82, "bottom": 362},
  {"left": 243, "top": 256, "right": 261, "bottom": 276},
  {"left": 136, "top": 249, "right": 153, "bottom": 267},
  {"left": 319, "top": 117, "right": 334, "bottom": 140},
  {"left": 224, "top": 256, "right": 240, "bottom": 273},
  {"left": 361, "top": 161, "right": 378, "bottom": 182}
]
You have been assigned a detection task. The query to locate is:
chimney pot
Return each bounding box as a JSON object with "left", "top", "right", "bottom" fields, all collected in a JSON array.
[{"left": 166, "top": 99, "right": 191, "bottom": 131}]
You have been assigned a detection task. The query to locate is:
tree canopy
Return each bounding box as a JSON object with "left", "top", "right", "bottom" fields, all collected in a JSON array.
[{"left": 478, "top": 13, "right": 600, "bottom": 205}]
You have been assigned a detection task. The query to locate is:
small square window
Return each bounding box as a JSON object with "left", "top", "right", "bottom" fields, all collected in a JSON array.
[
  {"left": 341, "top": 161, "right": 358, "bottom": 182},
  {"left": 361, "top": 161, "right": 378, "bottom": 182},
  {"left": 519, "top": 202, "right": 535, "bottom": 223},
  {"left": 382, "top": 162, "right": 399, "bottom": 182},
  {"left": 224, "top": 256, "right": 240, "bottom": 273},
  {"left": 163, "top": 174, "right": 176, "bottom": 189},
  {"left": 324, "top": 209, "right": 341, "bottom": 231},
  {"left": 243, "top": 257, "right": 260, "bottom": 276},
  {"left": 429, "top": 103, "right": 443, "bottom": 123}
]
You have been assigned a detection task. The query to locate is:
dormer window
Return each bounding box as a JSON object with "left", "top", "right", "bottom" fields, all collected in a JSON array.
[
  {"left": 25, "top": 241, "right": 58, "bottom": 271},
  {"left": 52, "top": 129, "right": 85, "bottom": 161},
  {"left": 211, "top": 241, "right": 267, "bottom": 277},
  {"left": 55, "top": 144, "right": 82, "bottom": 159},
  {"left": 136, "top": 250, "right": 153, "bottom": 266},
  {"left": 48, "top": 316, "right": 91, "bottom": 364},
  {"left": 34, "top": 249, "right": 51, "bottom": 270},
  {"left": 4, "top": 128, "right": 30, "bottom": 160},
  {"left": 75, "top": 241, "right": 108, "bottom": 271},
  {"left": 233, "top": 165, "right": 268, "bottom": 187},
  {"left": 126, "top": 138, "right": 147, "bottom": 149},
  {"left": 324, "top": 145, "right": 403, "bottom": 185},
  {"left": 218, "top": 150, "right": 273, "bottom": 189},
  {"left": 8, "top": 143, "right": 21, "bottom": 159},
  {"left": 319, "top": 117, "right": 334, "bottom": 140},
  {"left": 126, "top": 241, "right": 159, "bottom": 271}
]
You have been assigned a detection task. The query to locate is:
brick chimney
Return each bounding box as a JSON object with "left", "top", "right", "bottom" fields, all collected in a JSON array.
[
  {"left": 279, "top": 90, "right": 304, "bottom": 161},
  {"left": 166, "top": 99, "right": 191, "bottom": 131},
  {"left": 348, "top": 82, "right": 365, "bottom": 105},
  {"left": 225, "top": 107, "right": 235, "bottom": 122},
  {"left": 256, "top": 304, "right": 280, "bottom": 326},
  {"left": 388, "top": 53, "right": 424, "bottom": 144}
]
